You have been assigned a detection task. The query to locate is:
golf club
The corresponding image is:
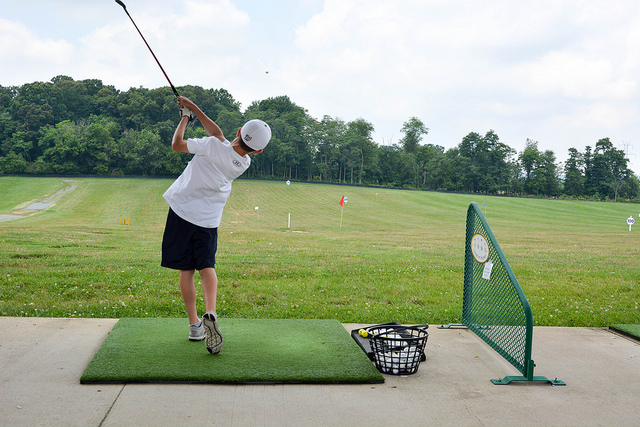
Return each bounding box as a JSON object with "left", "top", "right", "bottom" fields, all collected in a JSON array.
[{"left": 115, "top": 0, "right": 180, "bottom": 98}]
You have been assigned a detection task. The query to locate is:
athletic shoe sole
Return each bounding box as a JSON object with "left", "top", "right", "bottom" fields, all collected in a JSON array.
[{"left": 203, "top": 312, "right": 223, "bottom": 354}]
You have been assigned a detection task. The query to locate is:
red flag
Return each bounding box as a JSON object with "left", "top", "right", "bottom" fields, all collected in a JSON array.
[{"left": 339, "top": 195, "right": 344, "bottom": 207}]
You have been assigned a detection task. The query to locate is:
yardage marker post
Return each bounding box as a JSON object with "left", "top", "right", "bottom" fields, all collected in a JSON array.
[{"left": 439, "top": 202, "right": 565, "bottom": 386}]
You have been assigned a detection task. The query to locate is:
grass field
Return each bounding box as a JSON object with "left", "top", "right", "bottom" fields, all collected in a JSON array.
[{"left": 0, "top": 176, "right": 638, "bottom": 327}]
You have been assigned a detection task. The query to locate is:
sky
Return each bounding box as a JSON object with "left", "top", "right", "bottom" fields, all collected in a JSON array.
[{"left": 2, "top": 0, "right": 640, "bottom": 174}]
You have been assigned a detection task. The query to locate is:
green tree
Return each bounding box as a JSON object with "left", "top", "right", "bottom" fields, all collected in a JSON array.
[
  {"left": 519, "top": 140, "right": 560, "bottom": 196},
  {"left": 481, "top": 130, "right": 516, "bottom": 194},
  {"left": 399, "top": 117, "right": 429, "bottom": 154},
  {"left": 37, "top": 120, "right": 85, "bottom": 174},
  {"left": 1, "top": 131, "right": 32, "bottom": 162},
  {"left": 0, "top": 111, "right": 15, "bottom": 143},
  {"left": 15, "top": 103, "right": 55, "bottom": 150},
  {"left": 377, "top": 145, "right": 403, "bottom": 187},
  {"left": 537, "top": 150, "right": 561, "bottom": 196},
  {"left": 84, "top": 121, "right": 118, "bottom": 175},
  {"left": 94, "top": 87, "right": 120, "bottom": 118},
  {"left": 53, "top": 76, "right": 94, "bottom": 120},
  {"left": 453, "top": 130, "right": 517, "bottom": 193},
  {"left": 519, "top": 139, "right": 539, "bottom": 185},
  {"left": 118, "top": 88, "right": 152, "bottom": 129},
  {"left": 215, "top": 110, "right": 244, "bottom": 140},
  {"left": 0, "top": 85, "right": 18, "bottom": 110},
  {"left": 584, "top": 138, "right": 633, "bottom": 201},
  {"left": 0, "top": 151, "right": 28, "bottom": 173},
  {"left": 457, "top": 132, "right": 483, "bottom": 192},
  {"left": 563, "top": 148, "right": 584, "bottom": 197},
  {"left": 417, "top": 144, "right": 445, "bottom": 189},
  {"left": 344, "top": 118, "right": 376, "bottom": 184},
  {"left": 245, "top": 96, "right": 311, "bottom": 180},
  {"left": 120, "top": 129, "right": 165, "bottom": 175},
  {"left": 312, "top": 116, "right": 347, "bottom": 182},
  {"left": 438, "top": 147, "right": 471, "bottom": 191}
]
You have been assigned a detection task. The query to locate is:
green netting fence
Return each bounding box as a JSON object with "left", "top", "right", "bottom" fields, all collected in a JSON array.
[{"left": 441, "top": 202, "right": 564, "bottom": 385}]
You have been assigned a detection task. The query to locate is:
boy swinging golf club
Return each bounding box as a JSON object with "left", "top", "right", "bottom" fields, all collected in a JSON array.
[
  {"left": 115, "top": 0, "right": 271, "bottom": 353},
  {"left": 162, "top": 97, "right": 271, "bottom": 354}
]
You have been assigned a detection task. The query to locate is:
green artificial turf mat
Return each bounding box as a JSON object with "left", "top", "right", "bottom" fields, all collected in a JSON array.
[
  {"left": 610, "top": 324, "right": 640, "bottom": 341},
  {"left": 81, "top": 318, "right": 384, "bottom": 384}
]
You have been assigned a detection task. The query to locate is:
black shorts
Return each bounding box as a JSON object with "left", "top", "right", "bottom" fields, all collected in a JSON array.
[{"left": 161, "top": 208, "right": 218, "bottom": 271}]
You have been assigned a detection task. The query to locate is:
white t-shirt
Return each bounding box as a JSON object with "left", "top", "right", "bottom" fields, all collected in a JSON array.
[{"left": 163, "top": 136, "right": 251, "bottom": 228}]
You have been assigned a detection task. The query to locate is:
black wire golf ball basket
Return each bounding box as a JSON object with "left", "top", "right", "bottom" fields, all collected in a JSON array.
[{"left": 369, "top": 325, "right": 429, "bottom": 375}]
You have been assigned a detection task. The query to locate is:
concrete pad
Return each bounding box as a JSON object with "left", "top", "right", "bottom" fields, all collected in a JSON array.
[
  {"left": 1, "top": 317, "right": 639, "bottom": 426},
  {"left": 0, "top": 317, "right": 121, "bottom": 426}
]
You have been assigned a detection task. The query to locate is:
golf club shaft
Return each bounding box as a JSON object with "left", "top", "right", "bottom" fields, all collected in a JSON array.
[{"left": 115, "top": 0, "right": 180, "bottom": 97}]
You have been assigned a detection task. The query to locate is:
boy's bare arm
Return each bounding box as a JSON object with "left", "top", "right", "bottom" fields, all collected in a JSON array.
[
  {"left": 171, "top": 116, "right": 190, "bottom": 153},
  {"left": 177, "top": 96, "right": 225, "bottom": 141}
]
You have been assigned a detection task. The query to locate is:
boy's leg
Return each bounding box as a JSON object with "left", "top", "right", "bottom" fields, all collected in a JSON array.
[
  {"left": 179, "top": 269, "right": 199, "bottom": 325},
  {"left": 200, "top": 267, "right": 223, "bottom": 354},
  {"left": 199, "top": 267, "right": 218, "bottom": 313}
]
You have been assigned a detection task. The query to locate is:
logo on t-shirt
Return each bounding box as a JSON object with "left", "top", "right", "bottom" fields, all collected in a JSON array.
[{"left": 232, "top": 160, "right": 241, "bottom": 167}]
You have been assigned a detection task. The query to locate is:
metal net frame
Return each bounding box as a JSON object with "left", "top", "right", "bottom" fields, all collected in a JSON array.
[{"left": 458, "top": 202, "right": 564, "bottom": 385}]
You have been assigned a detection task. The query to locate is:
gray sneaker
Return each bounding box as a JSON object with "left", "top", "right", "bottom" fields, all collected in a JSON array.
[
  {"left": 203, "top": 311, "right": 223, "bottom": 354},
  {"left": 189, "top": 322, "right": 205, "bottom": 341}
]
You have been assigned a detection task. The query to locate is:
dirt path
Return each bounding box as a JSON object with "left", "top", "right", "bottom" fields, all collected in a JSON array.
[{"left": 0, "top": 179, "right": 78, "bottom": 221}]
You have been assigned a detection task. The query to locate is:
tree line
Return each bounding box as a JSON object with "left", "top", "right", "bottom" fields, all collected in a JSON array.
[{"left": 1, "top": 75, "right": 638, "bottom": 201}]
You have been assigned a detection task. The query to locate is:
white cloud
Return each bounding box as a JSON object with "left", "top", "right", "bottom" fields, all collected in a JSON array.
[
  {"left": 75, "top": 0, "right": 251, "bottom": 91},
  {"left": 518, "top": 52, "right": 636, "bottom": 100},
  {"left": 0, "top": 18, "right": 75, "bottom": 83},
  {"left": 551, "top": 102, "right": 638, "bottom": 130}
]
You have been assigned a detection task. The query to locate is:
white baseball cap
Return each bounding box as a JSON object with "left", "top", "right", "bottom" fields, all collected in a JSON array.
[{"left": 240, "top": 119, "right": 272, "bottom": 151}]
